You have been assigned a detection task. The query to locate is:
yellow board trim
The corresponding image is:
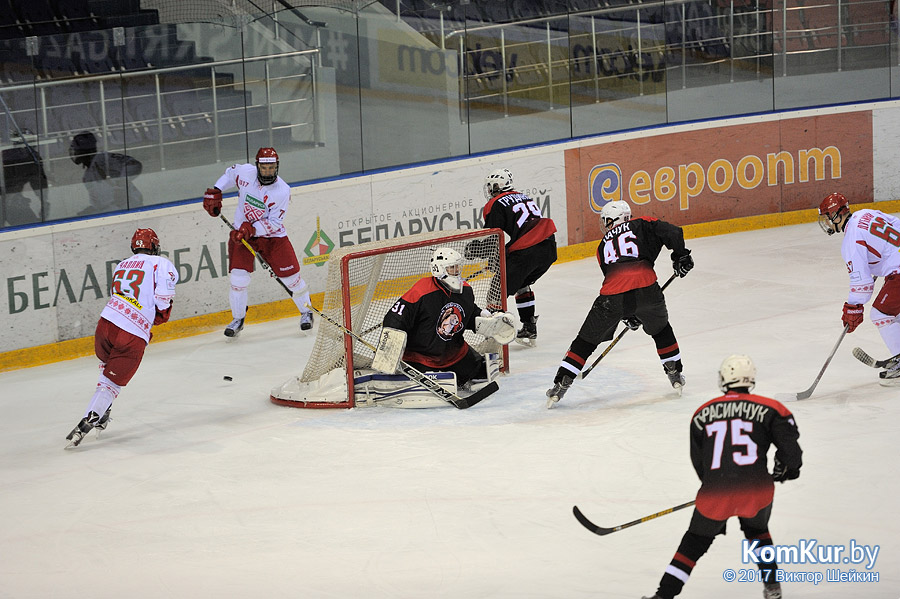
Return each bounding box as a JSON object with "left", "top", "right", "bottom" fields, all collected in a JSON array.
[{"left": 3, "top": 200, "right": 899, "bottom": 373}]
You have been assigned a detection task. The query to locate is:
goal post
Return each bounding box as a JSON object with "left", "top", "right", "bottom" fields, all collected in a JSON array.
[{"left": 271, "top": 228, "right": 509, "bottom": 408}]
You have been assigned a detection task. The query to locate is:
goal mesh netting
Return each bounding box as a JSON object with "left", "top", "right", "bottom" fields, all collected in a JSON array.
[{"left": 272, "top": 228, "right": 508, "bottom": 408}]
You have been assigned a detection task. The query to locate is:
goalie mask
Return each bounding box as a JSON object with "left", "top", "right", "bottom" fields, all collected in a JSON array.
[
  {"left": 718, "top": 354, "right": 756, "bottom": 393},
  {"left": 817, "top": 192, "right": 851, "bottom": 236},
  {"left": 431, "top": 247, "right": 464, "bottom": 293},
  {"left": 131, "top": 228, "right": 161, "bottom": 256},
  {"left": 255, "top": 147, "right": 279, "bottom": 185},
  {"left": 483, "top": 168, "right": 514, "bottom": 201},
  {"left": 600, "top": 200, "right": 631, "bottom": 230}
]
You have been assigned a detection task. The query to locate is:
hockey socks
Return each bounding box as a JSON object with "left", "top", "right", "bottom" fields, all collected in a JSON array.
[
  {"left": 556, "top": 336, "right": 596, "bottom": 382},
  {"left": 655, "top": 531, "right": 714, "bottom": 599},
  {"left": 514, "top": 287, "right": 536, "bottom": 323}
]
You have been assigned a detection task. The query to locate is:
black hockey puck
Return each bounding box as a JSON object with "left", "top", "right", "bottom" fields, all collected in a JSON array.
[{"left": 223, "top": 376, "right": 233, "bottom": 381}]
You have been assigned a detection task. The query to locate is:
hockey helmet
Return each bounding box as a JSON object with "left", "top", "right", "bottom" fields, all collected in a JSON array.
[
  {"left": 600, "top": 200, "right": 631, "bottom": 230},
  {"left": 131, "top": 228, "right": 161, "bottom": 256},
  {"left": 430, "top": 246, "right": 464, "bottom": 293},
  {"left": 817, "top": 192, "right": 851, "bottom": 236},
  {"left": 483, "top": 168, "right": 514, "bottom": 201},
  {"left": 718, "top": 354, "right": 756, "bottom": 393},
  {"left": 255, "top": 147, "right": 279, "bottom": 185}
]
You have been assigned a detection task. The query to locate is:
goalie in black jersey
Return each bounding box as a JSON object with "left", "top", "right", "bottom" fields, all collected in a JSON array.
[
  {"left": 546, "top": 200, "right": 694, "bottom": 407},
  {"left": 643, "top": 355, "right": 802, "bottom": 599},
  {"left": 381, "top": 247, "right": 516, "bottom": 389}
]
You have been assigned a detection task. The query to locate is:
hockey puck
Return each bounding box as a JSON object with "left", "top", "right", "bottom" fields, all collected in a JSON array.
[{"left": 223, "top": 376, "right": 233, "bottom": 381}]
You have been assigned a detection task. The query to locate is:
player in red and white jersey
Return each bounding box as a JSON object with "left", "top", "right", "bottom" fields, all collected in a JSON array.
[
  {"left": 643, "top": 355, "right": 802, "bottom": 599},
  {"left": 546, "top": 200, "right": 693, "bottom": 406},
  {"left": 480, "top": 168, "right": 558, "bottom": 346},
  {"left": 818, "top": 192, "right": 900, "bottom": 385},
  {"left": 382, "top": 247, "right": 515, "bottom": 387},
  {"left": 65, "top": 228, "right": 178, "bottom": 448},
  {"left": 202, "top": 147, "right": 313, "bottom": 337}
]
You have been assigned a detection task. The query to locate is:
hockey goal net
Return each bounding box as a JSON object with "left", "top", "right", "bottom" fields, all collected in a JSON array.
[{"left": 271, "top": 228, "right": 508, "bottom": 408}]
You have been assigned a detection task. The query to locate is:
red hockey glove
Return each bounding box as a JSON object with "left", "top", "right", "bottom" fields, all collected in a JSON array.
[
  {"left": 842, "top": 302, "right": 864, "bottom": 333},
  {"left": 154, "top": 304, "right": 172, "bottom": 325},
  {"left": 235, "top": 221, "right": 256, "bottom": 243},
  {"left": 203, "top": 187, "right": 222, "bottom": 217}
]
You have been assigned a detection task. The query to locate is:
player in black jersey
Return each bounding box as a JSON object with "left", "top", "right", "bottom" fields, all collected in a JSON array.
[
  {"left": 382, "top": 247, "right": 515, "bottom": 388},
  {"left": 643, "top": 355, "right": 802, "bottom": 599},
  {"left": 480, "top": 168, "right": 558, "bottom": 347},
  {"left": 545, "top": 200, "right": 694, "bottom": 406}
]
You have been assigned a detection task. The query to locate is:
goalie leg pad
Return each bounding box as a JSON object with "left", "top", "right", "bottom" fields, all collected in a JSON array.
[{"left": 354, "top": 370, "right": 458, "bottom": 408}]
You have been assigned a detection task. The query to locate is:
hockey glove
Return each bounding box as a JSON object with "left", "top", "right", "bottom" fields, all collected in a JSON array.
[
  {"left": 235, "top": 221, "right": 256, "bottom": 243},
  {"left": 203, "top": 187, "right": 222, "bottom": 217},
  {"left": 622, "top": 316, "right": 641, "bottom": 331},
  {"left": 842, "top": 302, "right": 864, "bottom": 333},
  {"left": 772, "top": 457, "right": 800, "bottom": 483},
  {"left": 475, "top": 312, "right": 516, "bottom": 345},
  {"left": 673, "top": 251, "right": 694, "bottom": 278},
  {"left": 154, "top": 304, "right": 173, "bottom": 325}
]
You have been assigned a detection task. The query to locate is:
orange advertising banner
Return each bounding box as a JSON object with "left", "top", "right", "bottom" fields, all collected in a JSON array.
[{"left": 564, "top": 112, "right": 873, "bottom": 244}]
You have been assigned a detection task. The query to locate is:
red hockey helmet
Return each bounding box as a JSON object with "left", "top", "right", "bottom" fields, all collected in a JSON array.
[
  {"left": 817, "top": 192, "right": 850, "bottom": 236},
  {"left": 131, "top": 228, "right": 160, "bottom": 255},
  {"left": 255, "top": 147, "right": 279, "bottom": 185}
]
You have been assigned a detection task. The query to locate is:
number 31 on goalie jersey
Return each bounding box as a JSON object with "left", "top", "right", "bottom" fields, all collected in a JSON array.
[{"left": 602, "top": 231, "right": 639, "bottom": 264}]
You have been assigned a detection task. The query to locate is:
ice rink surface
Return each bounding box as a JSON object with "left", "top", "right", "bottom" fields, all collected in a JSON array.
[{"left": 1, "top": 221, "right": 898, "bottom": 598}]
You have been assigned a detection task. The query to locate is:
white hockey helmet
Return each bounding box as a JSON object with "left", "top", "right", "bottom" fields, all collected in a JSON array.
[
  {"left": 718, "top": 354, "right": 756, "bottom": 393},
  {"left": 484, "top": 168, "right": 514, "bottom": 201},
  {"left": 600, "top": 200, "right": 632, "bottom": 230},
  {"left": 431, "top": 247, "right": 464, "bottom": 293}
]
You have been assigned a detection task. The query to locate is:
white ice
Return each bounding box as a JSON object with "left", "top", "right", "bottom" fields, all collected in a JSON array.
[{"left": 1, "top": 221, "right": 898, "bottom": 598}]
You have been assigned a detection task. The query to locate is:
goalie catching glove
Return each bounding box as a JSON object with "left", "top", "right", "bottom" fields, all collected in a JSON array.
[{"left": 475, "top": 311, "right": 516, "bottom": 345}]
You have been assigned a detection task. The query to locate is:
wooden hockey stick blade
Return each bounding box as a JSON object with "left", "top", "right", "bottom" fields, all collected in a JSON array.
[
  {"left": 573, "top": 500, "right": 696, "bottom": 536},
  {"left": 775, "top": 324, "right": 849, "bottom": 402},
  {"left": 852, "top": 347, "right": 900, "bottom": 369}
]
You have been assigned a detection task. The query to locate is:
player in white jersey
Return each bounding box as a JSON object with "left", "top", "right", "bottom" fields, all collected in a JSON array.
[
  {"left": 66, "top": 228, "right": 179, "bottom": 447},
  {"left": 818, "top": 192, "right": 900, "bottom": 385},
  {"left": 202, "top": 147, "right": 313, "bottom": 337}
]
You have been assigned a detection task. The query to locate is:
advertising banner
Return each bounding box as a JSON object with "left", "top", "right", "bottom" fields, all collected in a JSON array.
[{"left": 564, "top": 112, "right": 873, "bottom": 244}]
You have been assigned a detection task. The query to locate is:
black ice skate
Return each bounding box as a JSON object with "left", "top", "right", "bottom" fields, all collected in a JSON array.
[
  {"left": 300, "top": 311, "right": 314, "bottom": 332},
  {"left": 515, "top": 316, "right": 538, "bottom": 348},
  {"left": 95, "top": 407, "right": 112, "bottom": 432},
  {"left": 224, "top": 317, "right": 245, "bottom": 338},
  {"left": 545, "top": 374, "right": 573, "bottom": 409},
  {"left": 65, "top": 411, "right": 102, "bottom": 448},
  {"left": 879, "top": 363, "right": 900, "bottom": 387},
  {"left": 664, "top": 360, "right": 685, "bottom": 395},
  {"left": 764, "top": 582, "right": 782, "bottom": 599}
]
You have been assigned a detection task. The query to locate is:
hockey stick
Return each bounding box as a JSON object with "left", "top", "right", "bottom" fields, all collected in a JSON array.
[
  {"left": 579, "top": 273, "right": 678, "bottom": 380},
  {"left": 305, "top": 302, "right": 498, "bottom": 409},
  {"left": 851, "top": 347, "right": 900, "bottom": 370},
  {"left": 774, "top": 324, "right": 849, "bottom": 402},
  {"left": 572, "top": 500, "right": 696, "bottom": 536},
  {"left": 219, "top": 214, "right": 295, "bottom": 297}
]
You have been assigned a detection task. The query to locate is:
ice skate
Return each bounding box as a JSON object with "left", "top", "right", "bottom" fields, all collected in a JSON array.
[
  {"left": 763, "top": 582, "right": 782, "bottom": 599},
  {"left": 224, "top": 317, "right": 245, "bottom": 338},
  {"left": 94, "top": 407, "right": 112, "bottom": 434},
  {"left": 515, "top": 316, "right": 538, "bottom": 348},
  {"left": 300, "top": 311, "right": 314, "bottom": 332},
  {"left": 65, "top": 411, "right": 102, "bottom": 448},
  {"left": 546, "top": 374, "right": 573, "bottom": 409},
  {"left": 641, "top": 595, "right": 662, "bottom": 599},
  {"left": 879, "top": 362, "right": 900, "bottom": 387},
  {"left": 664, "top": 360, "right": 685, "bottom": 395}
]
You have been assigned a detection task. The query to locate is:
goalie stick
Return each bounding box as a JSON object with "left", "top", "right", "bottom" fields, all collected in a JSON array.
[
  {"left": 774, "top": 324, "right": 849, "bottom": 402},
  {"left": 851, "top": 347, "right": 900, "bottom": 370},
  {"left": 579, "top": 273, "right": 677, "bottom": 380},
  {"left": 305, "top": 302, "right": 498, "bottom": 409},
  {"left": 572, "top": 500, "right": 696, "bottom": 536}
]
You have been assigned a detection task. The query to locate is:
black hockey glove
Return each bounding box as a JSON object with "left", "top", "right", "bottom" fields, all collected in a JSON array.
[
  {"left": 673, "top": 251, "right": 694, "bottom": 278},
  {"left": 622, "top": 316, "right": 642, "bottom": 331},
  {"left": 772, "top": 457, "right": 800, "bottom": 483}
]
